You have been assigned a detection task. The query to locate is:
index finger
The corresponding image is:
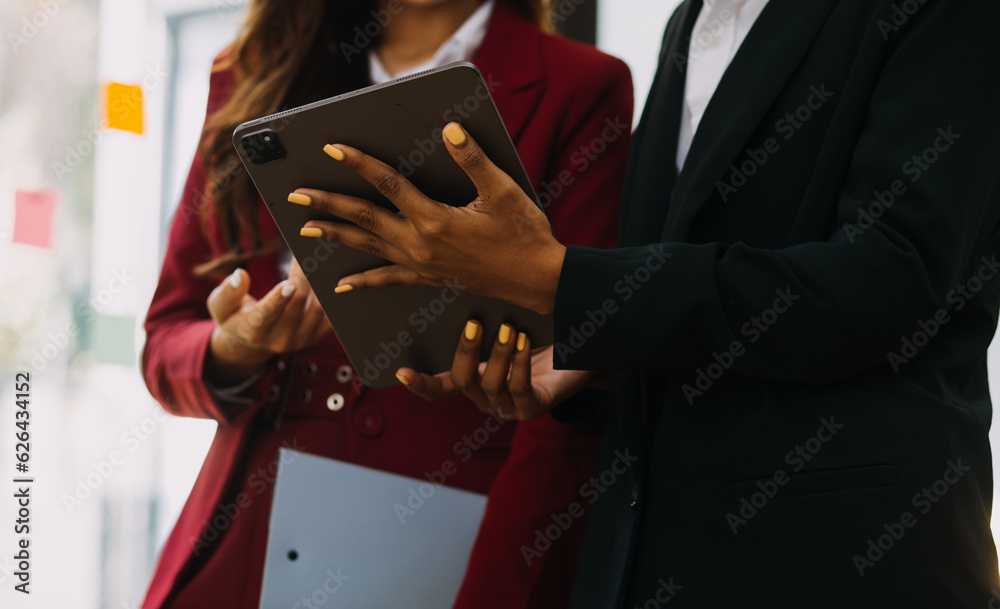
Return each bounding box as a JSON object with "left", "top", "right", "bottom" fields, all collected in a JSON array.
[
  {"left": 232, "top": 280, "right": 296, "bottom": 343},
  {"left": 207, "top": 268, "right": 250, "bottom": 324},
  {"left": 395, "top": 368, "right": 458, "bottom": 401},
  {"left": 324, "top": 144, "right": 438, "bottom": 218}
]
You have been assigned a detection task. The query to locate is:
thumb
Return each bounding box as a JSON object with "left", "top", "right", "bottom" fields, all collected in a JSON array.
[
  {"left": 442, "top": 122, "right": 523, "bottom": 205},
  {"left": 207, "top": 268, "right": 251, "bottom": 324}
]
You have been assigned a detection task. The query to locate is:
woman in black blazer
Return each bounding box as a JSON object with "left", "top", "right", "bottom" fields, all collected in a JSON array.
[{"left": 295, "top": 0, "right": 1000, "bottom": 607}]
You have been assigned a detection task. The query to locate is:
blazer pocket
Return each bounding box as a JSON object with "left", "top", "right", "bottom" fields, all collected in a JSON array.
[{"left": 715, "top": 464, "right": 899, "bottom": 506}]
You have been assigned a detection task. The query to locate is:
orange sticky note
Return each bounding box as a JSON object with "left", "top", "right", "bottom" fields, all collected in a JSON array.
[
  {"left": 13, "top": 189, "right": 59, "bottom": 249},
  {"left": 105, "top": 82, "right": 144, "bottom": 135}
]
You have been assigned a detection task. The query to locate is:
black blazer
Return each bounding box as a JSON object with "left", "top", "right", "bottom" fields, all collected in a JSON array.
[{"left": 553, "top": 0, "right": 1000, "bottom": 607}]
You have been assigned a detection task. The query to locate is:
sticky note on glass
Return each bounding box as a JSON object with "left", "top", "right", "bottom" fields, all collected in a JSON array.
[
  {"left": 105, "top": 82, "right": 144, "bottom": 135},
  {"left": 94, "top": 314, "right": 136, "bottom": 366},
  {"left": 13, "top": 189, "right": 59, "bottom": 249}
]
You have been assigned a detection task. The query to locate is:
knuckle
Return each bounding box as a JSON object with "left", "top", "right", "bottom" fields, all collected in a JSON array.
[
  {"left": 362, "top": 236, "right": 383, "bottom": 257},
  {"left": 353, "top": 206, "right": 379, "bottom": 232},
  {"left": 497, "top": 181, "right": 521, "bottom": 201},
  {"left": 419, "top": 218, "right": 445, "bottom": 238},
  {"left": 232, "top": 322, "right": 249, "bottom": 340},
  {"left": 463, "top": 147, "right": 488, "bottom": 170},
  {"left": 395, "top": 269, "right": 418, "bottom": 286},
  {"left": 255, "top": 301, "right": 274, "bottom": 320},
  {"left": 508, "top": 383, "right": 531, "bottom": 401},
  {"left": 480, "top": 378, "right": 501, "bottom": 398},
  {"left": 450, "top": 371, "right": 471, "bottom": 391},
  {"left": 373, "top": 172, "right": 401, "bottom": 199},
  {"left": 382, "top": 267, "right": 405, "bottom": 286},
  {"left": 411, "top": 245, "right": 435, "bottom": 265}
]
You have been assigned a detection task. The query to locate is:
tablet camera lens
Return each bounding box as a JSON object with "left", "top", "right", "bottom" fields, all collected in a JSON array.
[{"left": 242, "top": 130, "right": 286, "bottom": 165}]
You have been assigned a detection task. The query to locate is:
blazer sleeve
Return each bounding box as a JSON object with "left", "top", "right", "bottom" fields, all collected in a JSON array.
[
  {"left": 552, "top": 0, "right": 1000, "bottom": 384},
  {"left": 539, "top": 54, "right": 633, "bottom": 428},
  {"left": 140, "top": 62, "right": 275, "bottom": 425}
]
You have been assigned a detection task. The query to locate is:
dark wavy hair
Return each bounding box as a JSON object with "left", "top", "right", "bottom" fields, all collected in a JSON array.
[{"left": 195, "top": 0, "right": 549, "bottom": 276}]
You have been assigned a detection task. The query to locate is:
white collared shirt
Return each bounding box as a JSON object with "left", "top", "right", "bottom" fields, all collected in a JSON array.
[
  {"left": 676, "top": 0, "right": 770, "bottom": 171},
  {"left": 368, "top": 0, "right": 495, "bottom": 85},
  {"left": 275, "top": 1, "right": 495, "bottom": 281}
]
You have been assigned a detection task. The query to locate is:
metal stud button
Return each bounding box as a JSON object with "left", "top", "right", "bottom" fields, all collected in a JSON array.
[
  {"left": 326, "top": 393, "right": 345, "bottom": 412},
  {"left": 267, "top": 384, "right": 281, "bottom": 403}
]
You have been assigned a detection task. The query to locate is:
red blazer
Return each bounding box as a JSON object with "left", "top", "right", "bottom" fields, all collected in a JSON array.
[{"left": 140, "top": 5, "right": 632, "bottom": 609}]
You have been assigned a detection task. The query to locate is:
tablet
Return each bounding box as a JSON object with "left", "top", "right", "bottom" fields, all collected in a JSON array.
[
  {"left": 233, "top": 63, "right": 552, "bottom": 388},
  {"left": 259, "top": 449, "right": 487, "bottom": 608}
]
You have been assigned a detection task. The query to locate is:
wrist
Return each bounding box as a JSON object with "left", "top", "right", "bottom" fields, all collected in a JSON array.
[
  {"left": 206, "top": 326, "right": 274, "bottom": 385},
  {"left": 584, "top": 371, "right": 615, "bottom": 392},
  {"left": 526, "top": 241, "right": 565, "bottom": 316}
]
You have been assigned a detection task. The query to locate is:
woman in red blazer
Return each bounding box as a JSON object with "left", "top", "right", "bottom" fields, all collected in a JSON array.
[{"left": 141, "top": 1, "right": 632, "bottom": 608}]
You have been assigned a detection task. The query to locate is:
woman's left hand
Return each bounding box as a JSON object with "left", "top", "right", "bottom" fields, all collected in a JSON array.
[
  {"left": 289, "top": 123, "right": 566, "bottom": 315},
  {"left": 395, "top": 321, "right": 594, "bottom": 421}
]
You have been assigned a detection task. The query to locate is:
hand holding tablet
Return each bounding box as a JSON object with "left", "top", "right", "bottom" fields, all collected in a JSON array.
[
  {"left": 292, "top": 121, "right": 566, "bottom": 316},
  {"left": 234, "top": 64, "right": 557, "bottom": 388}
]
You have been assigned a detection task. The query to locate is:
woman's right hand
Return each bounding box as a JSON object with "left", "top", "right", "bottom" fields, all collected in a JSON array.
[
  {"left": 395, "top": 322, "right": 598, "bottom": 421},
  {"left": 204, "top": 260, "right": 332, "bottom": 385}
]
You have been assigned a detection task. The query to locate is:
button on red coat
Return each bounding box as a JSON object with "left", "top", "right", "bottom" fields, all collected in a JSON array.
[{"left": 353, "top": 404, "right": 386, "bottom": 438}]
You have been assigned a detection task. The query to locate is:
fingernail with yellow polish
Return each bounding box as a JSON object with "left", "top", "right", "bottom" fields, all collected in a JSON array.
[
  {"left": 498, "top": 324, "right": 512, "bottom": 345},
  {"left": 396, "top": 373, "right": 410, "bottom": 386},
  {"left": 288, "top": 193, "right": 312, "bottom": 206},
  {"left": 516, "top": 332, "right": 527, "bottom": 352},
  {"left": 334, "top": 285, "right": 354, "bottom": 294},
  {"left": 464, "top": 320, "right": 479, "bottom": 340},
  {"left": 324, "top": 144, "right": 345, "bottom": 161},
  {"left": 443, "top": 123, "right": 466, "bottom": 146},
  {"left": 300, "top": 227, "right": 323, "bottom": 238}
]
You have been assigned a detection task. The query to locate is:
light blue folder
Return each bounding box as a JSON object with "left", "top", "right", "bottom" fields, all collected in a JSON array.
[{"left": 259, "top": 449, "right": 487, "bottom": 609}]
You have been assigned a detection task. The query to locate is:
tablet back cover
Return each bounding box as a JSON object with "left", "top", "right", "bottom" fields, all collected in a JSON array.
[
  {"left": 258, "top": 449, "right": 487, "bottom": 609},
  {"left": 234, "top": 63, "right": 553, "bottom": 388}
]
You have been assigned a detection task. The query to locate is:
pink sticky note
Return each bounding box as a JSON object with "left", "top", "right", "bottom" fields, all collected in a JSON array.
[{"left": 13, "top": 189, "right": 59, "bottom": 249}]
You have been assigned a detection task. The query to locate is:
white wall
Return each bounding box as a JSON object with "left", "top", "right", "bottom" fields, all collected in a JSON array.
[{"left": 597, "top": 0, "right": 684, "bottom": 126}]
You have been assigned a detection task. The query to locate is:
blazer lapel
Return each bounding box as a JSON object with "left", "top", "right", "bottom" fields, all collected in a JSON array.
[
  {"left": 664, "top": 0, "right": 841, "bottom": 240},
  {"left": 473, "top": 3, "right": 545, "bottom": 144},
  {"left": 619, "top": 0, "right": 702, "bottom": 248}
]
